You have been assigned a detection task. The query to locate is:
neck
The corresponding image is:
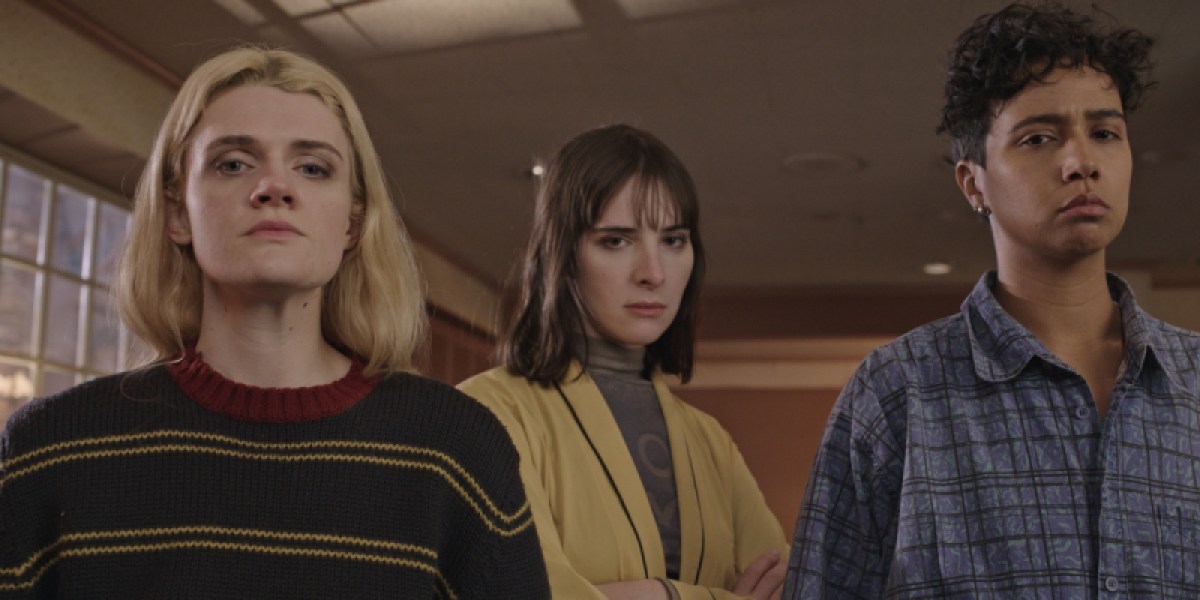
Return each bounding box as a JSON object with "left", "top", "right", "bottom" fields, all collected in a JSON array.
[
  {"left": 578, "top": 336, "right": 646, "bottom": 375},
  {"left": 994, "top": 253, "right": 1120, "bottom": 350},
  {"left": 194, "top": 282, "right": 350, "bottom": 388}
]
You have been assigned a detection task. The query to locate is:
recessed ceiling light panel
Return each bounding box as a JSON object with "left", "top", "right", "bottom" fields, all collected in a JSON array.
[{"left": 923, "top": 262, "right": 952, "bottom": 276}]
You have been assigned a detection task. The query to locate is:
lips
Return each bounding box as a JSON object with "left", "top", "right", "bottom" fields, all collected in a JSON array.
[
  {"left": 625, "top": 302, "right": 666, "bottom": 317},
  {"left": 246, "top": 220, "right": 301, "bottom": 236},
  {"left": 1058, "top": 193, "right": 1109, "bottom": 218}
]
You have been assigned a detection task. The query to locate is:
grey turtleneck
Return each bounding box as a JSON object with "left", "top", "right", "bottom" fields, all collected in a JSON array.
[{"left": 579, "top": 337, "right": 682, "bottom": 579}]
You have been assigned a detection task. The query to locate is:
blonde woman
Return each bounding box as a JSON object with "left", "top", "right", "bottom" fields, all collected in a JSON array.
[{"left": 0, "top": 48, "right": 547, "bottom": 598}]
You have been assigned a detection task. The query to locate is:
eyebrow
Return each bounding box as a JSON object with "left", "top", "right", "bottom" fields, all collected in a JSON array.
[
  {"left": 293, "top": 139, "right": 344, "bottom": 161},
  {"left": 206, "top": 135, "right": 344, "bottom": 161},
  {"left": 1009, "top": 109, "right": 1126, "bottom": 133}
]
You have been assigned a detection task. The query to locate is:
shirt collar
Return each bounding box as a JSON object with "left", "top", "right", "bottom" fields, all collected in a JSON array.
[{"left": 963, "top": 270, "right": 1177, "bottom": 386}]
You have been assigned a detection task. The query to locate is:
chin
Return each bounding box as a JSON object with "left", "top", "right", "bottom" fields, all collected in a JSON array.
[
  {"left": 1062, "top": 233, "right": 1117, "bottom": 257},
  {"left": 606, "top": 332, "right": 659, "bottom": 349}
]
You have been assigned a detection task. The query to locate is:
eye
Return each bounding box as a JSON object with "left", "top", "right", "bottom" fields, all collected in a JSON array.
[
  {"left": 663, "top": 232, "right": 691, "bottom": 248},
  {"left": 599, "top": 235, "right": 629, "bottom": 249},
  {"left": 1019, "top": 133, "right": 1053, "bottom": 147},
  {"left": 1094, "top": 129, "right": 1122, "bottom": 141},
  {"left": 298, "top": 162, "right": 331, "bottom": 177},
  {"left": 215, "top": 159, "right": 248, "bottom": 174}
]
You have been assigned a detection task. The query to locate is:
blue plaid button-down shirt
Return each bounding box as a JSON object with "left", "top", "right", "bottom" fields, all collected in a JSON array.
[{"left": 785, "top": 272, "right": 1200, "bottom": 599}]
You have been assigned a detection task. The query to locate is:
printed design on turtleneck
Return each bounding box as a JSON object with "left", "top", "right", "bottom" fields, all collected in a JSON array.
[{"left": 581, "top": 337, "right": 683, "bottom": 579}]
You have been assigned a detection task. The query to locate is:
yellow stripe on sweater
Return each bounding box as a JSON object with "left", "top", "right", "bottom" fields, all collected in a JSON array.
[
  {"left": 3, "top": 430, "right": 519, "bottom": 525},
  {"left": 2, "top": 444, "right": 534, "bottom": 537},
  {"left": 0, "top": 525, "right": 440, "bottom": 577},
  {"left": 0, "top": 536, "right": 457, "bottom": 599}
]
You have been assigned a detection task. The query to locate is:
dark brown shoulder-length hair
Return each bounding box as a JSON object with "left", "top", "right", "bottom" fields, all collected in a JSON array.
[{"left": 499, "top": 124, "right": 705, "bottom": 385}]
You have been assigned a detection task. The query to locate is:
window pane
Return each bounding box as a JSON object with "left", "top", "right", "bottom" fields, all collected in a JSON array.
[
  {"left": 2, "top": 164, "right": 48, "bottom": 262},
  {"left": 50, "top": 185, "right": 94, "bottom": 277},
  {"left": 0, "top": 359, "right": 34, "bottom": 426},
  {"left": 0, "top": 261, "right": 39, "bottom": 355},
  {"left": 94, "top": 202, "right": 129, "bottom": 285},
  {"left": 41, "top": 368, "right": 78, "bottom": 397},
  {"left": 87, "top": 287, "right": 120, "bottom": 372},
  {"left": 44, "top": 275, "right": 84, "bottom": 366}
]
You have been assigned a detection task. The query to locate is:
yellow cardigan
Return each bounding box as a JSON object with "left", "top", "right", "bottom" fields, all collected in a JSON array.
[{"left": 459, "top": 363, "right": 785, "bottom": 600}]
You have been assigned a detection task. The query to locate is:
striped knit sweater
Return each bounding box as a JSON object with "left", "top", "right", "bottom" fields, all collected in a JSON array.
[{"left": 0, "top": 350, "right": 549, "bottom": 599}]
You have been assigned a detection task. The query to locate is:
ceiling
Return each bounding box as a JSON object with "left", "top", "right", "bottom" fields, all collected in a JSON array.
[{"left": 9, "top": 0, "right": 1200, "bottom": 291}]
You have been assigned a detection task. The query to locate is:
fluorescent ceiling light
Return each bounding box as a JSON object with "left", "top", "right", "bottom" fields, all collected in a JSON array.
[
  {"left": 614, "top": 0, "right": 739, "bottom": 19},
  {"left": 923, "top": 262, "right": 952, "bottom": 276},
  {"left": 341, "top": 0, "right": 581, "bottom": 53},
  {"left": 273, "top": 0, "right": 334, "bottom": 17}
]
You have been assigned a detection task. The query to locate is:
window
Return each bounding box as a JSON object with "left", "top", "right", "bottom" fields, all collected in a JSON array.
[{"left": 0, "top": 150, "right": 135, "bottom": 425}]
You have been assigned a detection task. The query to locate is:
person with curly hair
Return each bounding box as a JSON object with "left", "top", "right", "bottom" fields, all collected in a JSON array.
[{"left": 785, "top": 3, "right": 1200, "bottom": 598}]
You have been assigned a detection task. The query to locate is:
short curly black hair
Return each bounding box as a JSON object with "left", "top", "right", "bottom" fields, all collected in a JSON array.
[{"left": 938, "top": 2, "right": 1155, "bottom": 165}]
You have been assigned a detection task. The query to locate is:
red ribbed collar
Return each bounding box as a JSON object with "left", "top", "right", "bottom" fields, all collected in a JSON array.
[{"left": 167, "top": 345, "right": 378, "bottom": 423}]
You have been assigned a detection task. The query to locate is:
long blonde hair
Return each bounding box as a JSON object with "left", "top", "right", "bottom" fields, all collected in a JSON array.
[{"left": 116, "top": 47, "right": 425, "bottom": 375}]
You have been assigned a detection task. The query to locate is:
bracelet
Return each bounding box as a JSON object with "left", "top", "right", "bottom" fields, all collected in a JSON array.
[{"left": 653, "top": 577, "right": 681, "bottom": 600}]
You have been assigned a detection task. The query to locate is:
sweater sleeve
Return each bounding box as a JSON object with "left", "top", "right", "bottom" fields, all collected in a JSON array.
[
  {"left": 782, "top": 357, "right": 905, "bottom": 599},
  {"left": 435, "top": 384, "right": 551, "bottom": 600},
  {"left": 457, "top": 458, "right": 551, "bottom": 599}
]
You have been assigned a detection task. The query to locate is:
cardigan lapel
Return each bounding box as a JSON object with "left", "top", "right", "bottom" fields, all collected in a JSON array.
[
  {"left": 558, "top": 363, "right": 667, "bottom": 577},
  {"left": 654, "top": 373, "right": 707, "bottom": 584}
]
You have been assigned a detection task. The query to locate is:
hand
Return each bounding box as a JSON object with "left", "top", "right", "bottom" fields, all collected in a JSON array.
[{"left": 731, "top": 549, "right": 786, "bottom": 600}]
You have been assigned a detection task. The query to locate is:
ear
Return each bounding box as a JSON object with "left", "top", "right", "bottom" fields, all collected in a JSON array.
[
  {"left": 164, "top": 190, "right": 193, "bottom": 245},
  {"left": 954, "top": 160, "right": 988, "bottom": 213},
  {"left": 344, "top": 208, "right": 362, "bottom": 252}
]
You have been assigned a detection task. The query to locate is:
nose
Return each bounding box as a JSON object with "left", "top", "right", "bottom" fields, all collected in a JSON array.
[
  {"left": 251, "top": 168, "right": 294, "bottom": 207},
  {"left": 1061, "top": 137, "right": 1099, "bottom": 183},
  {"left": 634, "top": 244, "right": 665, "bottom": 289}
]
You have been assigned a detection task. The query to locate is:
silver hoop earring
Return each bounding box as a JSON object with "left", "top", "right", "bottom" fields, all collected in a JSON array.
[{"left": 973, "top": 204, "right": 992, "bottom": 217}]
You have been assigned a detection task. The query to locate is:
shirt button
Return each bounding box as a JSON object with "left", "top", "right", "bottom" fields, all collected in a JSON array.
[
  {"left": 1105, "top": 576, "right": 1119, "bottom": 592},
  {"left": 1075, "top": 406, "right": 1091, "bottom": 419}
]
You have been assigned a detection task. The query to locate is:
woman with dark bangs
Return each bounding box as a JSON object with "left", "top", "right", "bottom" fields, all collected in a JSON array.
[{"left": 460, "top": 124, "right": 786, "bottom": 600}]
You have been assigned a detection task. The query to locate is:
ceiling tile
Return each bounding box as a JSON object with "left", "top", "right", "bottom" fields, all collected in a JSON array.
[{"left": 343, "top": 0, "right": 581, "bottom": 53}]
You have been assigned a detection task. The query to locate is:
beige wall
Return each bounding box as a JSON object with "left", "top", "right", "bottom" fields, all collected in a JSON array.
[
  {"left": 1143, "top": 288, "right": 1200, "bottom": 332},
  {"left": 0, "top": 2, "right": 172, "bottom": 157}
]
